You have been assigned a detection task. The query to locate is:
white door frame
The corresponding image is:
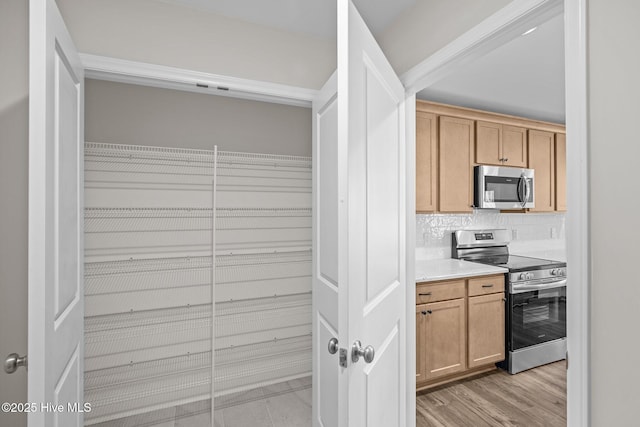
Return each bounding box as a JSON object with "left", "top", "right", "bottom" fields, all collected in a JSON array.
[
  {"left": 75, "top": 0, "right": 589, "bottom": 423},
  {"left": 401, "top": 0, "right": 589, "bottom": 425}
]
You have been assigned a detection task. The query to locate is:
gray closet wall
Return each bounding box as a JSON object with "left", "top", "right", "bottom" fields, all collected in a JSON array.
[{"left": 85, "top": 79, "right": 312, "bottom": 156}]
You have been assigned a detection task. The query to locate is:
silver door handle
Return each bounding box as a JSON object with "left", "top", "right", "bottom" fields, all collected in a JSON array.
[
  {"left": 328, "top": 338, "right": 339, "bottom": 355},
  {"left": 351, "top": 340, "right": 375, "bottom": 364},
  {"left": 4, "top": 353, "right": 27, "bottom": 374}
]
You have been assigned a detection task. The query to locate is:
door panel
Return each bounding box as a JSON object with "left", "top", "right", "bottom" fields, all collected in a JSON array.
[
  {"left": 53, "top": 47, "right": 81, "bottom": 323},
  {"left": 313, "top": 2, "right": 408, "bottom": 425},
  {"left": 365, "top": 63, "right": 400, "bottom": 301},
  {"left": 317, "top": 315, "right": 339, "bottom": 427},
  {"left": 364, "top": 324, "right": 400, "bottom": 427},
  {"left": 341, "top": 1, "right": 407, "bottom": 426},
  {"left": 312, "top": 71, "right": 341, "bottom": 427},
  {"left": 29, "top": 0, "right": 85, "bottom": 425}
]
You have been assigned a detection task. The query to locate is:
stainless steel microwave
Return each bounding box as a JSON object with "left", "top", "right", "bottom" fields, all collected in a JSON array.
[{"left": 474, "top": 165, "right": 534, "bottom": 209}]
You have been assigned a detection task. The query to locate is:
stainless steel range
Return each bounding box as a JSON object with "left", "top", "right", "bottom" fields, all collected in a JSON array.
[{"left": 452, "top": 229, "right": 567, "bottom": 374}]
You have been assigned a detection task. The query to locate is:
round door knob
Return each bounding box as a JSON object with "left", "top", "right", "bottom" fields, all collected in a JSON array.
[
  {"left": 328, "top": 338, "right": 339, "bottom": 355},
  {"left": 4, "top": 353, "right": 27, "bottom": 374},
  {"left": 351, "top": 340, "right": 375, "bottom": 364}
]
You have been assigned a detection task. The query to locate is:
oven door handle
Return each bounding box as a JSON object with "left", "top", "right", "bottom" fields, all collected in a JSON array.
[{"left": 511, "top": 279, "right": 567, "bottom": 294}]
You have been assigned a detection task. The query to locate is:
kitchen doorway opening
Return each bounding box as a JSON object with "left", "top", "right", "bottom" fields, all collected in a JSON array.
[{"left": 403, "top": 0, "right": 588, "bottom": 425}]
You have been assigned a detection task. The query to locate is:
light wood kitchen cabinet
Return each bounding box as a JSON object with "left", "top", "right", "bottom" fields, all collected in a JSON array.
[
  {"left": 415, "top": 100, "right": 566, "bottom": 213},
  {"left": 439, "top": 116, "right": 474, "bottom": 212},
  {"left": 468, "top": 274, "right": 505, "bottom": 296},
  {"left": 468, "top": 292, "right": 506, "bottom": 368},
  {"left": 417, "top": 298, "right": 466, "bottom": 381},
  {"left": 528, "top": 129, "right": 556, "bottom": 212},
  {"left": 416, "top": 274, "right": 505, "bottom": 391},
  {"left": 555, "top": 133, "right": 567, "bottom": 211},
  {"left": 476, "top": 121, "right": 527, "bottom": 167},
  {"left": 416, "top": 112, "right": 438, "bottom": 212}
]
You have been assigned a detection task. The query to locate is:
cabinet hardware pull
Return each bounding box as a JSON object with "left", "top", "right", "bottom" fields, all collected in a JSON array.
[
  {"left": 426, "top": 310, "right": 432, "bottom": 314},
  {"left": 504, "top": 158, "right": 509, "bottom": 162},
  {"left": 418, "top": 292, "right": 432, "bottom": 296},
  {"left": 482, "top": 284, "right": 494, "bottom": 288},
  {"left": 503, "top": 297, "right": 507, "bottom": 302},
  {"left": 421, "top": 310, "right": 427, "bottom": 315}
]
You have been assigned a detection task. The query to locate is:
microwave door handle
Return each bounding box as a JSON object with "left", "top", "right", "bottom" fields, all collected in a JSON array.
[
  {"left": 524, "top": 175, "right": 532, "bottom": 207},
  {"left": 518, "top": 175, "right": 526, "bottom": 208}
]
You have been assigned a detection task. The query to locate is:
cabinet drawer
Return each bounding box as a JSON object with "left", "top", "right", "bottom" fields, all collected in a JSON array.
[
  {"left": 416, "top": 280, "right": 465, "bottom": 304},
  {"left": 468, "top": 275, "right": 505, "bottom": 296}
]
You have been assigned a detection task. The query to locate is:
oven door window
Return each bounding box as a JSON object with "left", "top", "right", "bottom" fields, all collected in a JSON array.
[{"left": 510, "top": 287, "right": 566, "bottom": 350}]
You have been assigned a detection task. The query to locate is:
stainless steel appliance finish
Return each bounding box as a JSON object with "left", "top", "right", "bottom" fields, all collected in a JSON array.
[
  {"left": 474, "top": 165, "right": 535, "bottom": 209},
  {"left": 508, "top": 338, "right": 566, "bottom": 375},
  {"left": 452, "top": 229, "right": 567, "bottom": 374}
]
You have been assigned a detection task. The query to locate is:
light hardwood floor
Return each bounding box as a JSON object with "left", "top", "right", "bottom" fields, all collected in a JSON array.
[{"left": 416, "top": 361, "right": 566, "bottom": 427}]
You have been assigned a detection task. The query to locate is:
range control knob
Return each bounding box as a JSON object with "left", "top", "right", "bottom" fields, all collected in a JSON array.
[
  {"left": 551, "top": 269, "right": 557, "bottom": 276},
  {"left": 557, "top": 269, "right": 565, "bottom": 276},
  {"left": 519, "top": 272, "right": 532, "bottom": 281}
]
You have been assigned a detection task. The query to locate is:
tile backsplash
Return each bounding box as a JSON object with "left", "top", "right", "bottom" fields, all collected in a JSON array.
[{"left": 416, "top": 210, "right": 566, "bottom": 261}]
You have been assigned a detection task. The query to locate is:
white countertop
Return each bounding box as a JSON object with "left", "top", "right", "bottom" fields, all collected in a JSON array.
[{"left": 415, "top": 258, "right": 508, "bottom": 283}]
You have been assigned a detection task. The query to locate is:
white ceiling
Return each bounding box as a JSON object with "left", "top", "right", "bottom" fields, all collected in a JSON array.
[
  {"left": 417, "top": 13, "right": 566, "bottom": 124},
  {"left": 158, "top": 0, "right": 415, "bottom": 39}
]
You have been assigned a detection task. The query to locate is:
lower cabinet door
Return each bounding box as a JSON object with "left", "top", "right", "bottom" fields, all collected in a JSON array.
[
  {"left": 468, "top": 292, "right": 506, "bottom": 368},
  {"left": 419, "top": 298, "right": 466, "bottom": 381}
]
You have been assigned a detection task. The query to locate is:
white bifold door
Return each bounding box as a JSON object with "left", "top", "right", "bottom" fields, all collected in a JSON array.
[
  {"left": 312, "top": 1, "right": 408, "bottom": 426},
  {"left": 28, "top": 0, "right": 85, "bottom": 426}
]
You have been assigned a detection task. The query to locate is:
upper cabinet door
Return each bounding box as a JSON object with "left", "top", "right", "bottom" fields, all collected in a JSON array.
[
  {"left": 439, "top": 116, "right": 474, "bottom": 212},
  {"left": 502, "top": 125, "right": 528, "bottom": 167},
  {"left": 416, "top": 112, "right": 437, "bottom": 212},
  {"left": 555, "top": 133, "right": 567, "bottom": 211},
  {"left": 528, "top": 129, "right": 556, "bottom": 212},
  {"left": 476, "top": 121, "right": 527, "bottom": 167},
  {"left": 476, "top": 121, "right": 502, "bottom": 166}
]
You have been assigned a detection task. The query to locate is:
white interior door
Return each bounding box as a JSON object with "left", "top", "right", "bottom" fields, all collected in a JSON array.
[
  {"left": 312, "top": 0, "right": 407, "bottom": 425},
  {"left": 28, "top": 0, "right": 85, "bottom": 425}
]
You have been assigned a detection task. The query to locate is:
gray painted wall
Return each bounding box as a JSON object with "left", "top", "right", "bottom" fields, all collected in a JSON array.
[
  {"left": 588, "top": 0, "right": 640, "bottom": 424},
  {"left": 378, "top": 0, "right": 511, "bottom": 75},
  {"left": 85, "top": 79, "right": 312, "bottom": 156},
  {"left": 56, "top": 0, "right": 336, "bottom": 90},
  {"left": 0, "top": 0, "right": 28, "bottom": 426}
]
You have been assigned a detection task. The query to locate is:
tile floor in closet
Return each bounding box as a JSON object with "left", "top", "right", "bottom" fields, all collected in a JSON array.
[{"left": 91, "top": 377, "right": 312, "bottom": 427}]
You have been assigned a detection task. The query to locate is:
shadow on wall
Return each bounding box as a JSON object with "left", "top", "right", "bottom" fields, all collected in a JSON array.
[{"left": 0, "top": 96, "right": 29, "bottom": 427}]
